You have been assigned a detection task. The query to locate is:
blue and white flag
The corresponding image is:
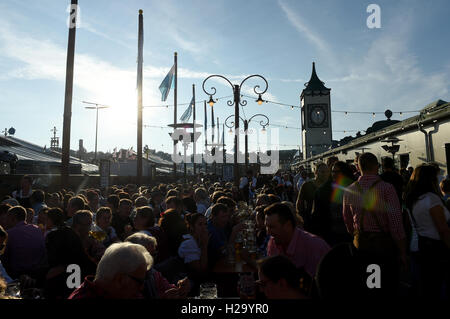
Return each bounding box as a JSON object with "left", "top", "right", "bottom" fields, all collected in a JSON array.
[
  {"left": 180, "top": 97, "right": 194, "bottom": 122},
  {"left": 158, "top": 64, "right": 175, "bottom": 101}
]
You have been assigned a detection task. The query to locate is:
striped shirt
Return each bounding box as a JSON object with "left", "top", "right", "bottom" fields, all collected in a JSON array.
[{"left": 342, "top": 174, "right": 405, "bottom": 241}]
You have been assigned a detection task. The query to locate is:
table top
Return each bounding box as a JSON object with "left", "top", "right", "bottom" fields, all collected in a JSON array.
[{"left": 212, "top": 258, "right": 255, "bottom": 273}]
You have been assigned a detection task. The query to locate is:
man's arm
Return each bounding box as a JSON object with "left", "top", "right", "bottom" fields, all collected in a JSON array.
[{"left": 342, "top": 189, "right": 354, "bottom": 235}]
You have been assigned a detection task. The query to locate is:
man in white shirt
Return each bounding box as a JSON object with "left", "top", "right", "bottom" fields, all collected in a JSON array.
[{"left": 239, "top": 170, "right": 257, "bottom": 204}]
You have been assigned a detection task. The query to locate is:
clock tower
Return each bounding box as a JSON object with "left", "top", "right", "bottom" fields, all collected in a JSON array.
[{"left": 301, "top": 62, "right": 332, "bottom": 159}]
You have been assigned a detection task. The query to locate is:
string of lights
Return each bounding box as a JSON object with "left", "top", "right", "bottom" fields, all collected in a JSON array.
[
  {"left": 77, "top": 94, "right": 421, "bottom": 116},
  {"left": 142, "top": 122, "right": 364, "bottom": 135},
  {"left": 142, "top": 95, "right": 234, "bottom": 108},
  {"left": 240, "top": 94, "right": 421, "bottom": 115}
]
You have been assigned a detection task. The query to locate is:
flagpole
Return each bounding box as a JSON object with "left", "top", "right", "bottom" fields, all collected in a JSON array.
[
  {"left": 173, "top": 52, "right": 178, "bottom": 180},
  {"left": 222, "top": 123, "right": 225, "bottom": 179},
  {"left": 216, "top": 116, "right": 219, "bottom": 176},
  {"left": 137, "top": 9, "right": 144, "bottom": 186},
  {"left": 193, "top": 84, "right": 196, "bottom": 176},
  {"left": 211, "top": 105, "right": 215, "bottom": 178},
  {"left": 61, "top": 0, "right": 78, "bottom": 188},
  {"left": 204, "top": 100, "right": 208, "bottom": 175}
]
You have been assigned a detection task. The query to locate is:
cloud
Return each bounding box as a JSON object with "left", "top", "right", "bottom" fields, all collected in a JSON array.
[
  {"left": 278, "top": 0, "right": 328, "bottom": 52},
  {"left": 79, "top": 21, "right": 135, "bottom": 50}
]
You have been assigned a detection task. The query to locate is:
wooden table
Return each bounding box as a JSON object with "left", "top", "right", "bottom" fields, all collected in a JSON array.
[
  {"left": 212, "top": 258, "right": 255, "bottom": 273},
  {"left": 210, "top": 258, "right": 257, "bottom": 298}
]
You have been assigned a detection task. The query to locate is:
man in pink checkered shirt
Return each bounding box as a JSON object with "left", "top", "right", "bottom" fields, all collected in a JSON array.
[{"left": 343, "top": 152, "right": 407, "bottom": 295}]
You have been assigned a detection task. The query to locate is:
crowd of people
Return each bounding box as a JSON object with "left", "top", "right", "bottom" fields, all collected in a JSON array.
[{"left": 0, "top": 152, "right": 449, "bottom": 299}]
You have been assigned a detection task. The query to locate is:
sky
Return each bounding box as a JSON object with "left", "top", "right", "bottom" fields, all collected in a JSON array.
[{"left": 0, "top": 0, "right": 449, "bottom": 156}]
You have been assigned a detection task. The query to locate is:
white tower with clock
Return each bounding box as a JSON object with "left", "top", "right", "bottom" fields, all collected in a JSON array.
[{"left": 301, "top": 62, "right": 332, "bottom": 159}]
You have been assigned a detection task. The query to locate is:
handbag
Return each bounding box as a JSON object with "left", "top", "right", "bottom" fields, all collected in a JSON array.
[{"left": 405, "top": 207, "right": 419, "bottom": 252}]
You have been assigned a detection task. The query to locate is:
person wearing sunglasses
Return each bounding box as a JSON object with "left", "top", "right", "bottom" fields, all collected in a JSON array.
[{"left": 69, "top": 242, "right": 152, "bottom": 299}]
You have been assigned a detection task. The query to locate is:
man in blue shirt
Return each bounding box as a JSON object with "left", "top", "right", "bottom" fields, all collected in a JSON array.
[{"left": 207, "top": 203, "right": 243, "bottom": 267}]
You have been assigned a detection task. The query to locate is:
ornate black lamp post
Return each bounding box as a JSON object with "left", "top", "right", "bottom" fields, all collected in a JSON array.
[
  {"left": 202, "top": 75, "right": 268, "bottom": 186},
  {"left": 225, "top": 113, "right": 269, "bottom": 172}
]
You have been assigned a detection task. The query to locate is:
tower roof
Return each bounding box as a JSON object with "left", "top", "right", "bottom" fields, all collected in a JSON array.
[{"left": 301, "top": 62, "right": 330, "bottom": 98}]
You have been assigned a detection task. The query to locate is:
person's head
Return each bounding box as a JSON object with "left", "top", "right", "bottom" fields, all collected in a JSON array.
[
  {"left": 5, "top": 206, "right": 27, "bottom": 229},
  {"left": 134, "top": 196, "right": 149, "bottom": 208},
  {"left": 358, "top": 152, "right": 379, "bottom": 175},
  {"left": 107, "top": 194, "right": 120, "bottom": 213},
  {"left": 255, "top": 205, "right": 268, "bottom": 231},
  {"left": 182, "top": 197, "right": 197, "bottom": 214},
  {"left": 150, "top": 190, "right": 163, "bottom": 204},
  {"left": 0, "top": 225, "right": 8, "bottom": 256},
  {"left": 30, "top": 189, "right": 45, "bottom": 205},
  {"left": 314, "top": 162, "right": 330, "bottom": 183},
  {"left": 158, "top": 209, "right": 188, "bottom": 250},
  {"left": 256, "top": 255, "right": 301, "bottom": 299},
  {"left": 264, "top": 203, "right": 296, "bottom": 246},
  {"left": 45, "top": 193, "right": 58, "bottom": 208},
  {"left": 300, "top": 170, "right": 308, "bottom": 180},
  {"left": 165, "top": 196, "right": 183, "bottom": 212},
  {"left": 26, "top": 208, "right": 34, "bottom": 224},
  {"left": 267, "top": 194, "right": 281, "bottom": 205},
  {"left": 20, "top": 175, "right": 33, "bottom": 192},
  {"left": 211, "top": 191, "right": 227, "bottom": 204},
  {"left": 166, "top": 189, "right": 179, "bottom": 199},
  {"left": 405, "top": 164, "right": 442, "bottom": 210},
  {"left": 37, "top": 207, "right": 48, "bottom": 227},
  {"left": 0, "top": 204, "right": 12, "bottom": 229},
  {"left": 133, "top": 206, "right": 155, "bottom": 231},
  {"left": 118, "top": 199, "right": 133, "bottom": 218},
  {"left": 407, "top": 166, "right": 414, "bottom": 174},
  {"left": 86, "top": 190, "right": 99, "bottom": 211},
  {"left": 194, "top": 188, "right": 208, "bottom": 203},
  {"left": 381, "top": 157, "right": 395, "bottom": 172},
  {"left": 246, "top": 170, "right": 253, "bottom": 178},
  {"left": 95, "top": 242, "right": 152, "bottom": 298},
  {"left": 67, "top": 196, "right": 86, "bottom": 218},
  {"left": 326, "top": 156, "right": 339, "bottom": 169},
  {"left": 125, "top": 233, "right": 158, "bottom": 256},
  {"left": 46, "top": 207, "right": 65, "bottom": 230},
  {"left": 185, "top": 213, "right": 207, "bottom": 238},
  {"left": 331, "top": 161, "right": 355, "bottom": 185},
  {"left": 255, "top": 194, "right": 270, "bottom": 207},
  {"left": 440, "top": 178, "right": 450, "bottom": 196},
  {"left": 216, "top": 196, "right": 236, "bottom": 217},
  {"left": 210, "top": 203, "right": 229, "bottom": 228},
  {"left": 72, "top": 210, "right": 93, "bottom": 239},
  {"left": 96, "top": 207, "right": 112, "bottom": 230},
  {"left": 118, "top": 192, "right": 131, "bottom": 200}
]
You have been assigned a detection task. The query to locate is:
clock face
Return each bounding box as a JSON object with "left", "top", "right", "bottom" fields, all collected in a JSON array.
[{"left": 308, "top": 105, "right": 327, "bottom": 127}]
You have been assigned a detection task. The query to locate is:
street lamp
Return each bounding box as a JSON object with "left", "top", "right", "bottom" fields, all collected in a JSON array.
[
  {"left": 225, "top": 113, "right": 269, "bottom": 172},
  {"left": 83, "top": 101, "right": 111, "bottom": 161},
  {"left": 381, "top": 137, "right": 402, "bottom": 161},
  {"left": 202, "top": 74, "right": 268, "bottom": 186}
]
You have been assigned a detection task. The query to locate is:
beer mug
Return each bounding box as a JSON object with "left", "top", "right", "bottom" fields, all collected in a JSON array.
[
  {"left": 239, "top": 272, "right": 256, "bottom": 298},
  {"left": 199, "top": 282, "right": 218, "bottom": 299}
]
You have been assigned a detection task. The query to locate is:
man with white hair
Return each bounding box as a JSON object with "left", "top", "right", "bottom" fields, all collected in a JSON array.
[
  {"left": 68, "top": 242, "right": 152, "bottom": 299},
  {"left": 125, "top": 232, "right": 190, "bottom": 299}
]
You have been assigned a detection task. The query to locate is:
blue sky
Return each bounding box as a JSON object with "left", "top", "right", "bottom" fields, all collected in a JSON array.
[{"left": 0, "top": 0, "right": 449, "bottom": 155}]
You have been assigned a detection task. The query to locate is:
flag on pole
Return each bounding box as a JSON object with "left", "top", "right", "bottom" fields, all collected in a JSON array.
[
  {"left": 159, "top": 64, "right": 175, "bottom": 101},
  {"left": 180, "top": 96, "right": 194, "bottom": 122}
]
